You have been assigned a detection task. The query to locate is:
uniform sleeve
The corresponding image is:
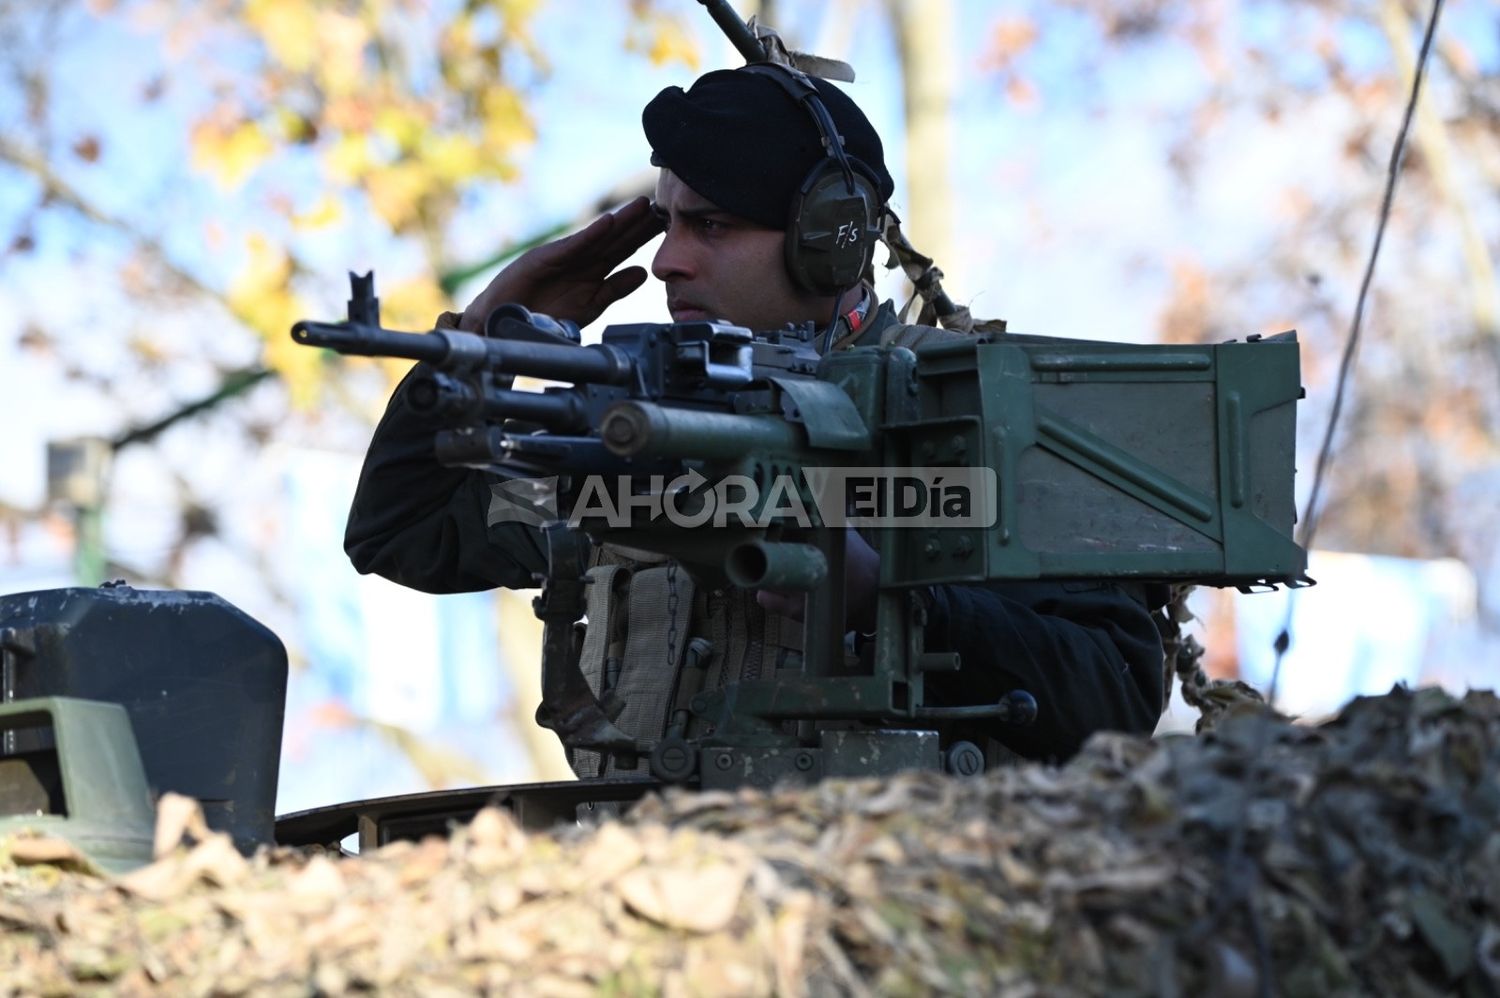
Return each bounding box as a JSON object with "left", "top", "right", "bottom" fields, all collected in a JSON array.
[
  {"left": 922, "top": 580, "right": 1166, "bottom": 762},
  {"left": 343, "top": 364, "right": 548, "bottom": 594}
]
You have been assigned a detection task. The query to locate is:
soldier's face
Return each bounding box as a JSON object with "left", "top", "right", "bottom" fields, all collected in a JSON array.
[{"left": 650, "top": 169, "right": 836, "bottom": 331}]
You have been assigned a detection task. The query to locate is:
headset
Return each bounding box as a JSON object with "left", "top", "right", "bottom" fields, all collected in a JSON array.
[{"left": 738, "top": 63, "right": 881, "bottom": 297}]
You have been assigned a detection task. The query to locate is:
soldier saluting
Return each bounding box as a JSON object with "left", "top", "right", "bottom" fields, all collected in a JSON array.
[{"left": 343, "top": 64, "right": 1169, "bottom": 770}]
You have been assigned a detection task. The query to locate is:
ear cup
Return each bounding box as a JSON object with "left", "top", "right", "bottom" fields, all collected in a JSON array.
[
  {"left": 735, "top": 63, "right": 881, "bottom": 296},
  {"left": 785, "top": 161, "right": 877, "bottom": 295}
]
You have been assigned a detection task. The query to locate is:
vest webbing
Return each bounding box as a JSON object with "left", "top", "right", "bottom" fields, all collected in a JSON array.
[{"left": 563, "top": 543, "right": 805, "bottom": 778}]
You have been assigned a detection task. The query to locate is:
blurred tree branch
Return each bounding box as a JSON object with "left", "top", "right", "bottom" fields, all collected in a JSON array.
[
  {"left": 1380, "top": 0, "right": 1500, "bottom": 367},
  {"left": 0, "top": 135, "right": 219, "bottom": 303},
  {"left": 886, "top": 0, "right": 956, "bottom": 275}
]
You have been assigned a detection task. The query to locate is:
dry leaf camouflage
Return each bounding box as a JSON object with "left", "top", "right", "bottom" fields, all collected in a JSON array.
[{"left": 2, "top": 685, "right": 1497, "bottom": 996}]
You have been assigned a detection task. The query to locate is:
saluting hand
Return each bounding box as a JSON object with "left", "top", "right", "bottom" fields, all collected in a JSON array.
[{"left": 456, "top": 196, "right": 664, "bottom": 332}]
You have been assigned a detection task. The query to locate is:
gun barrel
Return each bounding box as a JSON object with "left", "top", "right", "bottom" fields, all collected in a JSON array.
[
  {"left": 600, "top": 400, "right": 803, "bottom": 460},
  {"left": 433, "top": 427, "right": 595, "bottom": 468},
  {"left": 408, "top": 373, "right": 590, "bottom": 431},
  {"left": 291, "top": 320, "right": 451, "bottom": 362},
  {"left": 488, "top": 340, "right": 636, "bottom": 386},
  {"left": 484, "top": 388, "right": 589, "bottom": 431},
  {"left": 407, "top": 371, "right": 483, "bottom": 419},
  {"left": 433, "top": 426, "right": 506, "bottom": 467},
  {"left": 726, "top": 541, "right": 828, "bottom": 591},
  {"left": 697, "top": 0, "right": 767, "bottom": 62},
  {"left": 292, "top": 320, "right": 637, "bottom": 386}
]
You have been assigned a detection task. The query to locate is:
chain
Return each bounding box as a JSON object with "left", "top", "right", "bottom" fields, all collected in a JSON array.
[{"left": 665, "top": 560, "right": 679, "bottom": 670}]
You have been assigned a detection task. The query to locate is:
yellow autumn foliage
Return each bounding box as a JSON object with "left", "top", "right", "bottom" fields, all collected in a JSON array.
[
  {"left": 365, "top": 160, "right": 435, "bottom": 230},
  {"left": 244, "top": 0, "right": 319, "bottom": 73},
  {"left": 421, "top": 134, "right": 486, "bottom": 185},
  {"left": 374, "top": 104, "right": 431, "bottom": 154},
  {"left": 226, "top": 235, "right": 323, "bottom": 407},
  {"left": 379, "top": 274, "right": 451, "bottom": 332},
  {"left": 325, "top": 132, "right": 371, "bottom": 182},
  {"left": 291, "top": 195, "right": 343, "bottom": 231},
  {"left": 166, "top": 0, "right": 669, "bottom": 408},
  {"left": 273, "top": 107, "right": 318, "bottom": 145},
  {"left": 189, "top": 118, "right": 273, "bottom": 190},
  {"left": 647, "top": 16, "right": 700, "bottom": 70},
  {"left": 313, "top": 8, "right": 369, "bottom": 98},
  {"left": 626, "top": 8, "right": 700, "bottom": 71},
  {"left": 480, "top": 86, "right": 536, "bottom": 153},
  {"left": 496, "top": 0, "right": 544, "bottom": 42}
]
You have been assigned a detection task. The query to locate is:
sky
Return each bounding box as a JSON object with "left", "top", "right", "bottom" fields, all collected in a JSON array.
[{"left": 1, "top": 0, "right": 1496, "bottom": 802}]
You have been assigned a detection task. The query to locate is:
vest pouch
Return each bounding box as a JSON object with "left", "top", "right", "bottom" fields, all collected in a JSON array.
[{"left": 567, "top": 564, "right": 695, "bottom": 778}]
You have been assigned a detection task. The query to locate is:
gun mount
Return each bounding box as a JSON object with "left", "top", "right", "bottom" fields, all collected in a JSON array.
[{"left": 292, "top": 273, "right": 1309, "bottom": 796}]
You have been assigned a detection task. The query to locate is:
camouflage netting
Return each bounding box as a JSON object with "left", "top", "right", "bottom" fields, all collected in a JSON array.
[{"left": 2, "top": 686, "right": 1498, "bottom": 996}]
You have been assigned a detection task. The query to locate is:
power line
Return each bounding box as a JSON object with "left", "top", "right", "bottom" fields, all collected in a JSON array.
[
  {"left": 1267, "top": 0, "right": 1446, "bottom": 704},
  {"left": 1206, "top": 5, "right": 1448, "bottom": 993}
]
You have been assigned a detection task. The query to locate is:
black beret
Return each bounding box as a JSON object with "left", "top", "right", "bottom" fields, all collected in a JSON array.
[{"left": 642, "top": 68, "right": 895, "bottom": 230}]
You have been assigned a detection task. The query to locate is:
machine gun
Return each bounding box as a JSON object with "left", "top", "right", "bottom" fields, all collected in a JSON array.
[{"left": 292, "top": 273, "right": 1310, "bottom": 793}]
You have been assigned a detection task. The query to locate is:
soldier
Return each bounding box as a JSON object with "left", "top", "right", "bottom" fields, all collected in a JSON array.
[{"left": 344, "top": 68, "right": 1167, "bottom": 767}]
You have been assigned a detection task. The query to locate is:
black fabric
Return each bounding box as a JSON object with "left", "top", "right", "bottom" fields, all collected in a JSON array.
[
  {"left": 922, "top": 580, "right": 1166, "bottom": 763},
  {"left": 642, "top": 67, "right": 894, "bottom": 229},
  {"left": 344, "top": 363, "right": 547, "bottom": 594}
]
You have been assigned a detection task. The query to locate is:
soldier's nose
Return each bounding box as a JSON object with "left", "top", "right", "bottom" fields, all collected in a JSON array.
[{"left": 651, "top": 230, "right": 695, "bottom": 283}]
